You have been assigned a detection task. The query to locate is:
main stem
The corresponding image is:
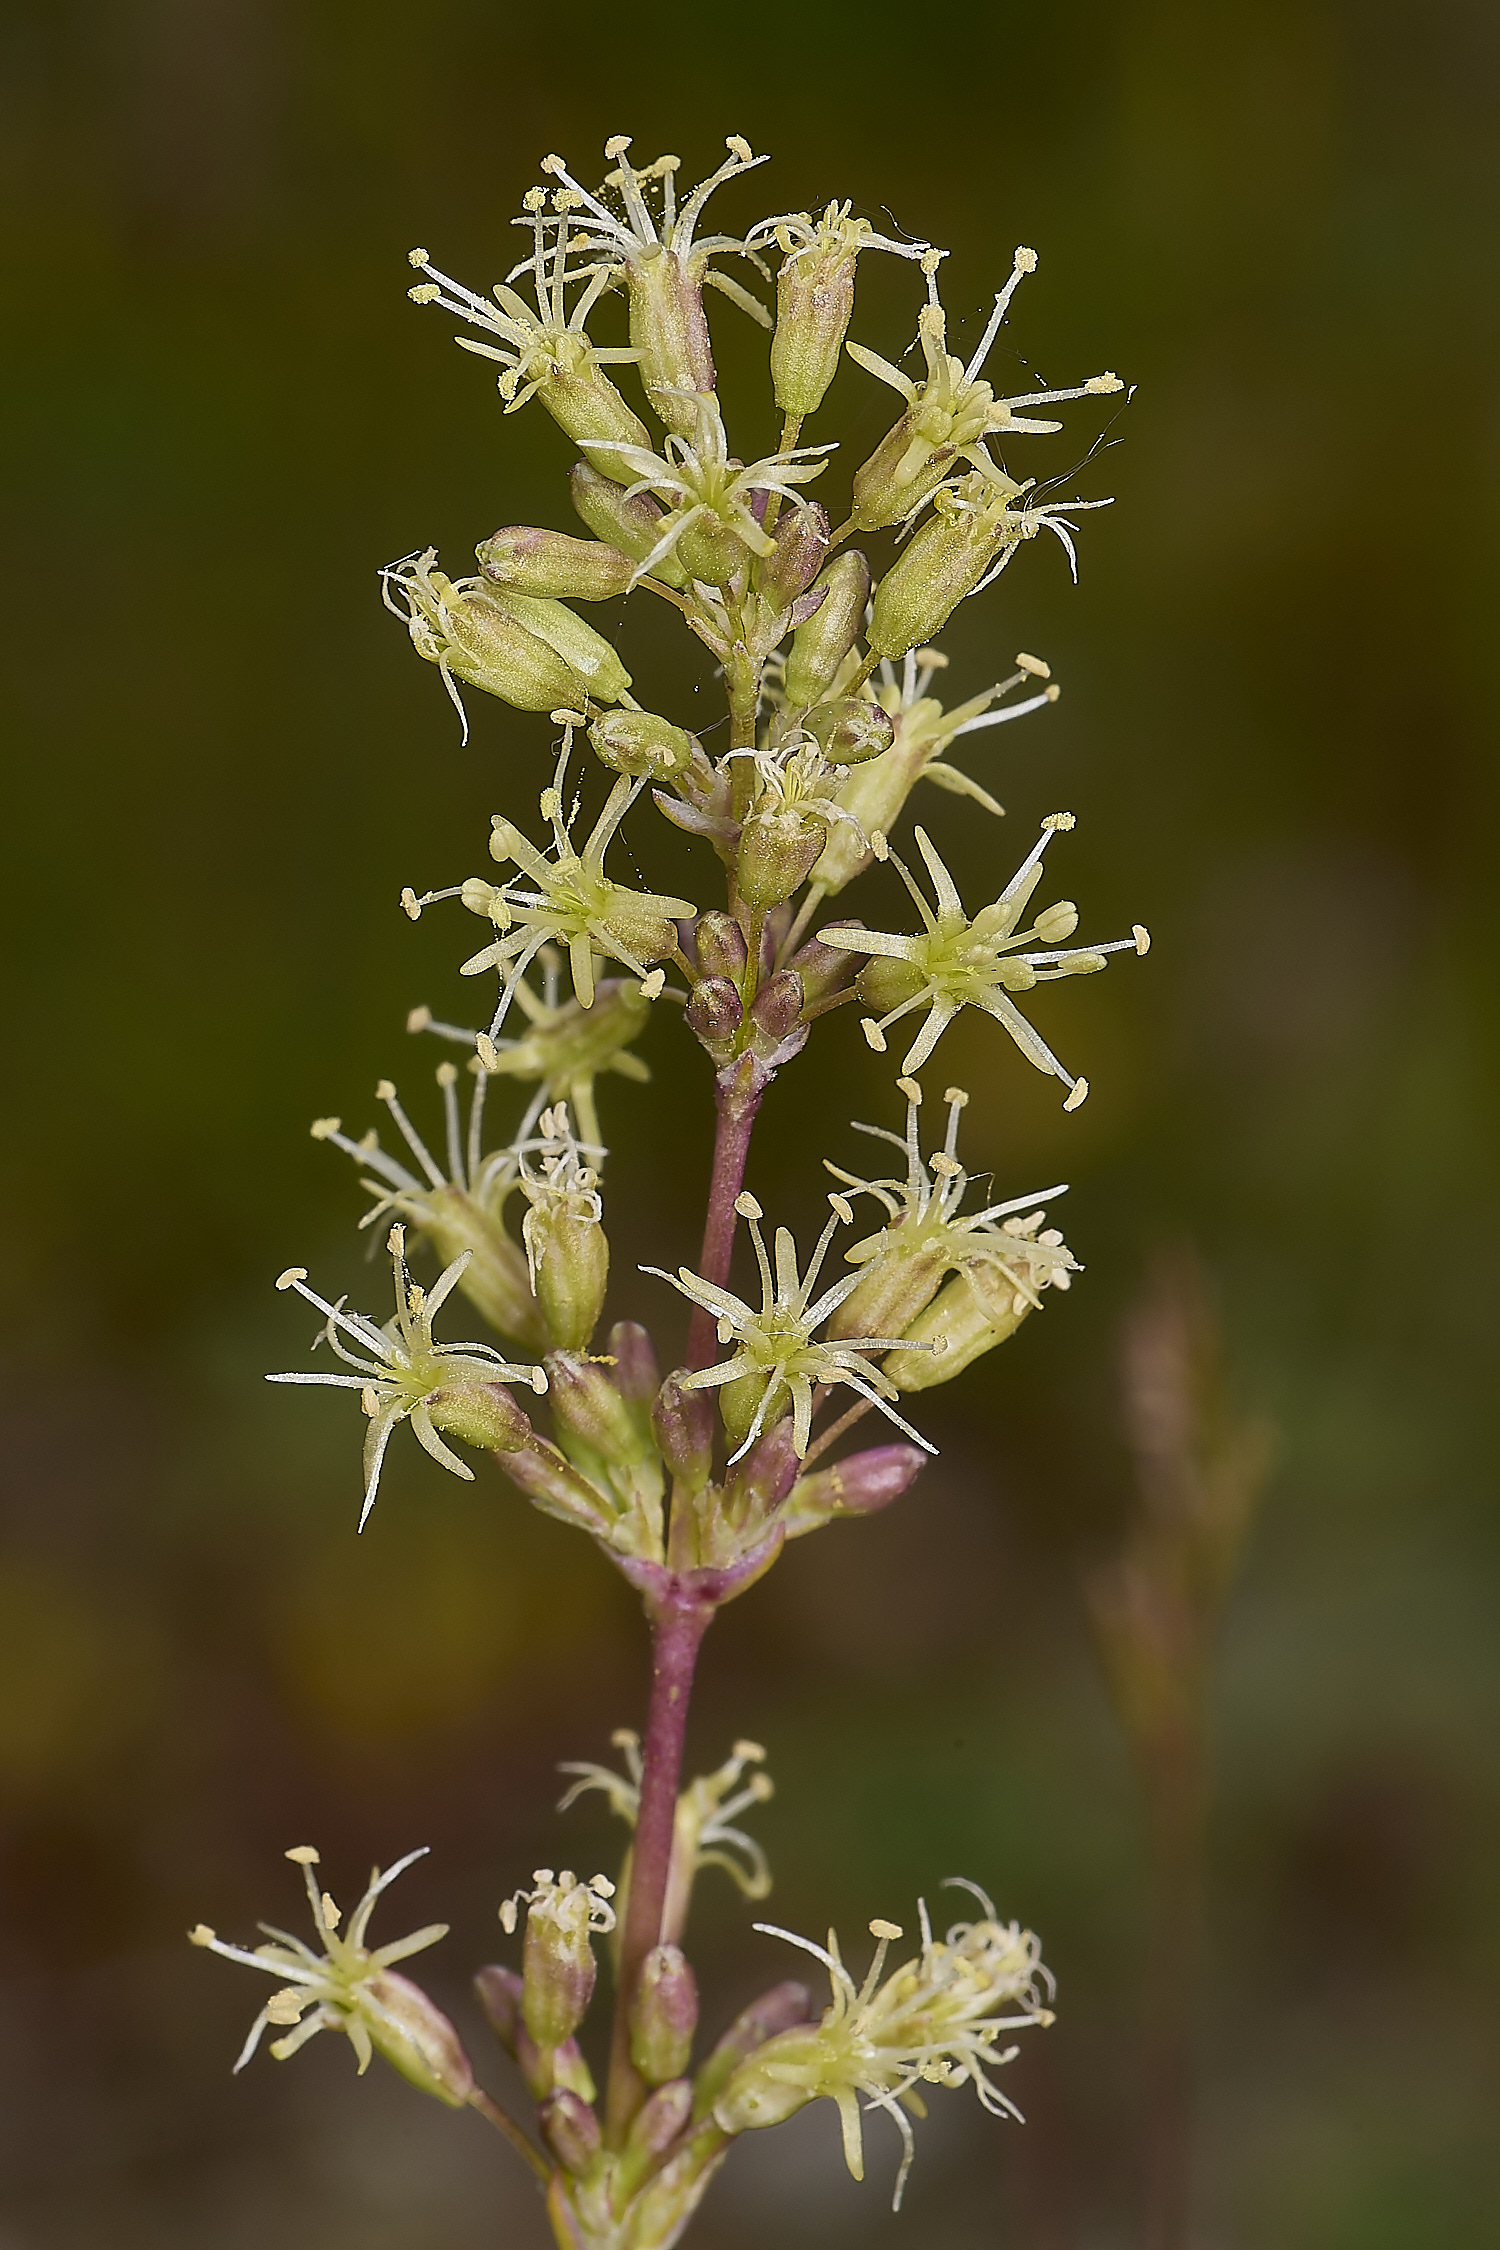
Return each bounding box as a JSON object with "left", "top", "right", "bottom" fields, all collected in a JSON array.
[
  {"left": 604, "top": 1592, "right": 712, "bottom": 2141},
  {"left": 687, "top": 1064, "right": 766, "bottom": 1372}
]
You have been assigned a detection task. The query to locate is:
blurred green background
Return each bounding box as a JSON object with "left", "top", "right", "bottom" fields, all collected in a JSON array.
[{"left": 2, "top": 1, "right": 1497, "bottom": 2243}]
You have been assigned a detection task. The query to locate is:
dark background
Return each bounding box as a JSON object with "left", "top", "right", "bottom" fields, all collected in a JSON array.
[{"left": 2, "top": 3, "right": 1497, "bottom": 2243}]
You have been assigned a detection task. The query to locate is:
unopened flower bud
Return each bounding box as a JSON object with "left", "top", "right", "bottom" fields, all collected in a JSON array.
[
  {"left": 755, "top": 501, "right": 830, "bottom": 614},
  {"left": 548, "top": 1350, "right": 656, "bottom": 1476},
  {"left": 631, "top": 1944, "right": 699, "bottom": 2084},
  {"left": 590, "top": 708, "right": 696, "bottom": 780},
  {"left": 488, "top": 590, "right": 634, "bottom": 706},
  {"left": 781, "top": 1443, "right": 928, "bottom": 1537},
  {"left": 723, "top": 1417, "right": 801, "bottom": 1525},
  {"left": 694, "top": 911, "right": 750, "bottom": 982},
  {"left": 850, "top": 413, "right": 960, "bottom": 533},
  {"left": 569, "top": 462, "right": 689, "bottom": 588},
  {"left": 784, "top": 552, "right": 870, "bottom": 709},
  {"left": 685, "top": 975, "right": 745, "bottom": 1055},
  {"left": 748, "top": 969, "right": 805, "bottom": 1044},
  {"left": 608, "top": 1319, "right": 662, "bottom": 1406},
  {"left": 801, "top": 697, "right": 894, "bottom": 765},
  {"left": 539, "top": 2087, "right": 603, "bottom": 2177},
  {"left": 692, "top": 1981, "right": 812, "bottom": 2115},
  {"left": 787, "top": 922, "right": 861, "bottom": 1006},
  {"left": 474, "top": 1962, "right": 525, "bottom": 2053},
  {"left": 652, "top": 1372, "right": 716, "bottom": 1494},
  {"left": 626, "top": 2077, "right": 694, "bottom": 2161},
  {"left": 477, "top": 525, "right": 635, "bottom": 601}
]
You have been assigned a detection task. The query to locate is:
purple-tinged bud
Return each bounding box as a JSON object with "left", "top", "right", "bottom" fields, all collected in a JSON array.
[
  {"left": 748, "top": 970, "right": 805, "bottom": 1044},
  {"left": 788, "top": 921, "right": 862, "bottom": 1006},
  {"left": 548, "top": 1352, "right": 655, "bottom": 1472},
  {"left": 686, "top": 976, "right": 745, "bottom": 1058},
  {"left": 784, "top": 551, "right": 870, "bottom": 709},
  {"left": 608, "top": 1320, "right": 662, "bottom": 1406},
  {"left": 756, "top": 501, "right": 831, "bottom": 614},
  {"left": 692, "top": 1982, "right": 812, "bottom": 2117},
  {"left": 627, "top": 2076, "right": 694, "bottom": 2160},
  {"left": 801, "top": 697, "right": 894, "bottom": 765},
  {"left": 694, "top": 911, "right": 749, "bottom": 982},
  {"left": 477, "top": 526, "right": 633, "bottom": 601},
  {"left": 724, "top": 1417, "right": 801, "bottom": 1526},
  {"left": 500, "top": 1439, "right": 616, "bottom": 1539},
  {"left": 781, "top": 1443, "right": 928, "bottom": 1538},
  {"left": 474, "top": 1962, "right": 525, "bottom": 2053},
  {"left": 631, "top": 1945, "right": 699, "bottom": 2084},
  {"left": 539, "top": 2088, "right": 602, "bottom": 2177},
  {"left": 590, "top": 709, "right": 696, "bottom": 781},
  {"left": 653, "top": 1373, "right": 716, "bottom": 1494},
  {"left": 569, "top": 462, "right": 689, "bottom": 588}
]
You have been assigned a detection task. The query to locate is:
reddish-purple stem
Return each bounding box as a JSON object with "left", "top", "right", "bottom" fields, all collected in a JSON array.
[
  {"left": 687, "top": 1067, "right": 764, "bottom": 1371},
  {"left": 605, "top": 1590, "right": 712, "bottom": 2140}
]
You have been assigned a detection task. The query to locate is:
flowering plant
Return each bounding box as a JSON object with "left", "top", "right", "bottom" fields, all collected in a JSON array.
[{"left": 193, "top": 133, "right": 1144, "bottom": 2245}]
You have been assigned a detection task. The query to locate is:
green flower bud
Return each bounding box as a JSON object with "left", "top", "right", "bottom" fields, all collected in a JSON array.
[
  {"left": 849, "top": 410, "right": 961, "bottom": 533},
  {"left": 486, "top": 590, "right": 633, "bottom": 706},
  {"left": 589, "top": 708, "right": 696, "bottom": 780},
  {"left": 424, "top": 1375, "right": 537, "bottom": 1458},
  {"left": 755, "top": 501, "right": 830, "bottom": 615},
  {"left": 386, "top": 552, "right": 602, "bottom": 716},
  {"left": 539, "top": 2087, "right": 602, "bottom": 2177},
  {"left": 569, "top": 462, "right": 689, "bottom": 588},
  {"left": 630, "top": 1944, "right": 699, "bottom": 2084},
  {"left": 784, "top": 551, "right": 870, "bottom": 709},
  {"left": 868, "top": 475, "right": 1025, "bottom": 660},
  {"left": 801, "top": 697, "right": 894, "bottom": 765},
  {"left": 477, "top": 525, "right": 634, "bottom": 601}
]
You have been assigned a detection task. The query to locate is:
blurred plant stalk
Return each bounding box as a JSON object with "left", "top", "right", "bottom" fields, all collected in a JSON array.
[{"left": 1086, "top": 1251, "right": 1272, "bottom": 2250}]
